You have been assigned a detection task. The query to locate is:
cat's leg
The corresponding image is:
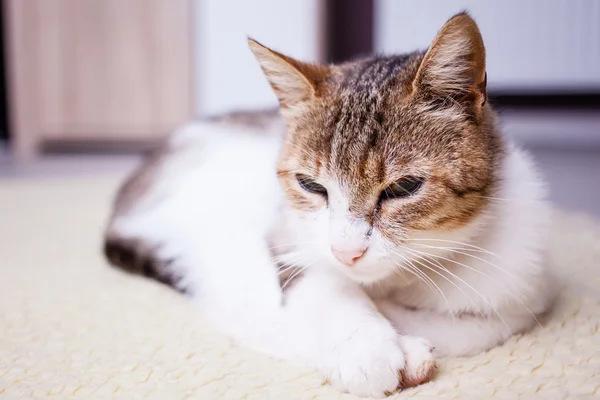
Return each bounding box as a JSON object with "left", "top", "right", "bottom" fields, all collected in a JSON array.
[
  {"left": 269, "top": 269, "right": 436, "bottom": 397},
  {"left": 106, "top": 196, "right": 436, "bottom": 396},
  {"left": 191, "top": 239, "right": 436, "bottom": 397},
  {"left": 376, "top": 300, "right": 536, "bottom": 357}
]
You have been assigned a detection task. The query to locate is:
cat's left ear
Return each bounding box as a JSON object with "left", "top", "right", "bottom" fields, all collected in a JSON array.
[
  {"left": 412, "top": 12, "right": 487, "bottom": 115},
  {"left": 248, "top": 38, "right": 329, "bottom": 110}
]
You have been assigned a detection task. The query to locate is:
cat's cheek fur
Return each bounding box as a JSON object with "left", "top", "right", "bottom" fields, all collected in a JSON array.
[
  {"left": 276, "top": 207, "right": 333, "bottom": 267},
  {"left": 372, "top": 144, "right": 557, "bottom": 356}
]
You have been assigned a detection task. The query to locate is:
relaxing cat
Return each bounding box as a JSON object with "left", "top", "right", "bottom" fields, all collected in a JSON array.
[{"left": 104, "top": 13, "right": 556, "bottom": 397}]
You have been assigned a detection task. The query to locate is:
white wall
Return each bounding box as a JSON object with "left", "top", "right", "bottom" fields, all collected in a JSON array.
[
  {"left": 375, "top": 0, "right": 600, "bottom": 93},
  {"left": 193, "top": 0, "right": 324, "bottom": 116}
]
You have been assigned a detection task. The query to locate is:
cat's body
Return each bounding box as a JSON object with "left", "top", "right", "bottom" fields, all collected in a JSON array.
[{"left": 104, "top": 14, "right": 556, "bottom": 397}]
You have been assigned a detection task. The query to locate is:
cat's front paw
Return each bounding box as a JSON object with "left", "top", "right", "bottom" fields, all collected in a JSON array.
[
  {"left": 320, "top": 325, "right": 418, "bottom": 398},
  {"left": 398, "top": 335, "right": 437, "bottom": 388}
]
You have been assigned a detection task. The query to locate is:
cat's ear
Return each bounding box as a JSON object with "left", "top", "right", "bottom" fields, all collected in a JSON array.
[
  {"left": 248, "top": 38, "right": 328, "bottom": 109},
  {"left": 412, "top": 12, "right": 487, "bottom": 114}
]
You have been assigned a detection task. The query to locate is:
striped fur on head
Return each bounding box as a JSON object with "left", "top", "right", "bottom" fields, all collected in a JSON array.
[{"left": 250, "top": 12, "right": 501, "bottom": 244}]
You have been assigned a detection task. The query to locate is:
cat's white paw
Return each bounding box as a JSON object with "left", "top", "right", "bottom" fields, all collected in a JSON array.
[
  {"left": 319, "top": 323, "right": 405, "bottom": 398},
  {"left": 398, "top": 336, "right": 437, "bottom": 388}
]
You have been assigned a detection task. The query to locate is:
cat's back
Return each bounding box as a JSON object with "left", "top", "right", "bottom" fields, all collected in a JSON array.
[
  {"left": 111, "top": 109, "right": 285, "bottom": 218},
  {"left": 169, "top": 108, "right": 284, "bottom": 165},
  {"left": 104, "top": 109, "right": 286, "bottom": 286}
]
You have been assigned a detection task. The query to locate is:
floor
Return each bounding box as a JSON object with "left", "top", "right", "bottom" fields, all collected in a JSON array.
[
  {"left": 1, "top": 142, "right": 599, "bottom": 220},
  {"left": 0, "top": 150, "right": 140, "bottom": 181},
  {"left": 2, "top": 166, "right": 599, "bottom": 400}
]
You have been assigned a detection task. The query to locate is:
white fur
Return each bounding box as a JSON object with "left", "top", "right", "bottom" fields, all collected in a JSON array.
[{"left": 111, "top": 121, "right": 555, "bottom": 397}]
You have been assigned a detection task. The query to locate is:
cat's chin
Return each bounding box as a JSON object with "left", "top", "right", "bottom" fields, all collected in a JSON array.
[{"left": 341, "top": 267, "right": 393, "bottom": 286}]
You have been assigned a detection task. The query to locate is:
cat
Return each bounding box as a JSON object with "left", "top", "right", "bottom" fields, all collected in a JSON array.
[{"left": 104, "top": 12, "right": 556, "bottom": 397}]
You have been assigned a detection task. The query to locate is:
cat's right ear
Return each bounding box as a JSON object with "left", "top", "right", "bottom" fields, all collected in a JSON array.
[{"left": 248, "top": 38, "right": 328, "bottom": 110}]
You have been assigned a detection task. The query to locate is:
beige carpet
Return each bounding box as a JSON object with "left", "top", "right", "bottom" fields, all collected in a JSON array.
[{"left": 1, "top": 174, "right": 600, "bottom": 399}]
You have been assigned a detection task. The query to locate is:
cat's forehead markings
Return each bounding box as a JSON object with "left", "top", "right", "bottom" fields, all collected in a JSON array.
[
  {"left": 326, "top": 56, "right": 416, "bottom": 177},
  {"left": 340, "top": 55, "right": 411, "bottom": 93}
]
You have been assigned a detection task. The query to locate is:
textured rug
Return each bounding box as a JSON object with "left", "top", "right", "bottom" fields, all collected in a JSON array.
[{"left": 1, "top": 174, "right": 599, "bottom": 399}]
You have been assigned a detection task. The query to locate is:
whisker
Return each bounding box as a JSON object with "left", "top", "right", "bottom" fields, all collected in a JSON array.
[
  {"left": 384, "top": 241, "right": 438, "bottom": 294},
  {"left": 268, "top": 240, "right": 318, "bottom": 251},
  {"left": 403, "top": 238, "right": 499, "bottom": 257},
  {"left": 276, "top": 263, "right": 301, "bottom": 276},
  {"left": 397, "top": 259, "right": 437, "bottom": 298},
  {"left": 271, "top": 248, "right": 313, "bottom": 260},
  {"left": 402, "top": 247, "right": 510, "bottom": 329},
  {"left": 441, "top": 247, "right": 519, "bottom": 283},
  {"left": 394, "top": 251, "right": 456, "bottom": 320},
  {"left": 272, "top": 249, "right": 315, "bottom": 272},
  {"left": 397, "top": 248, "right": 489, "bottom": 319},
  {"left": 475, "top": 195, "right": 539, "bottom": 204},
  {"left": 395, "top": 268, "right": 411, "bottom": 286},
  {"left": 411, "top": 243, "right": 498, "bottom": 257},
  {"left": 405, "top": 247, "right": 541, "bottom": 328},
  {"left": 281, "top": 264, "right": 309, "bottom": 291}
]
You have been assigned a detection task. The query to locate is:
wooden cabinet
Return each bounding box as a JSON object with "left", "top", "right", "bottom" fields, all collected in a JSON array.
[{"left": 4, "top": 0, "right": 193, "bottom": 159}]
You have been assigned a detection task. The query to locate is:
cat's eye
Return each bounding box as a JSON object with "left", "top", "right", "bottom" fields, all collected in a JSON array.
[
  {"left": 382, "top": 177, "right": 423, "bottom": 199},
  {"left": 296, "top": 175, "right": 327, "bottom": 196}
]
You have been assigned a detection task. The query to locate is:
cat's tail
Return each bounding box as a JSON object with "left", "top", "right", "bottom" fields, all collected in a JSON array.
[{"left": 103, "top": 230, "right": 186, "bottom": 292}]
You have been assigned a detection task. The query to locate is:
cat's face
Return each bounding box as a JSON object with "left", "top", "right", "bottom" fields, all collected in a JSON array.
[{"left": 251, "top": 13, "right": 502, "bottom": 283}]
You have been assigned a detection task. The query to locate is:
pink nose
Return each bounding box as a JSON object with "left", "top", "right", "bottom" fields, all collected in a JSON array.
[{"left": 331, "top": 246, "right": 366, "bottom": 266}]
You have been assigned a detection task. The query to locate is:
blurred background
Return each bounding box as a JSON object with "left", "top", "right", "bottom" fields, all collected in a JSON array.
[{"left": 0, "top": 0, "right": 599, "bottom": 218}]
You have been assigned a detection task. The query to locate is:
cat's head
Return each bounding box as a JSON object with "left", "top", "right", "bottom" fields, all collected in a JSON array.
[{"left": 250, "top": 12, "right": 502, "bottom": 284}]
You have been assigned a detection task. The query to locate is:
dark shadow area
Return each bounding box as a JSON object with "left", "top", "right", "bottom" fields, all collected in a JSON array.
[
  {"left": 0, "top": 2, "right": 9, "bottom": 141},
  {"left": 325, "top": 0, "right": 373, "bottom": 63}
]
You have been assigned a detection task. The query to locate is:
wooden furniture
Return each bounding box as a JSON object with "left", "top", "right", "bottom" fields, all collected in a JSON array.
[{"left": 4, "top": 0, "right": 193, "bottom": 159}]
